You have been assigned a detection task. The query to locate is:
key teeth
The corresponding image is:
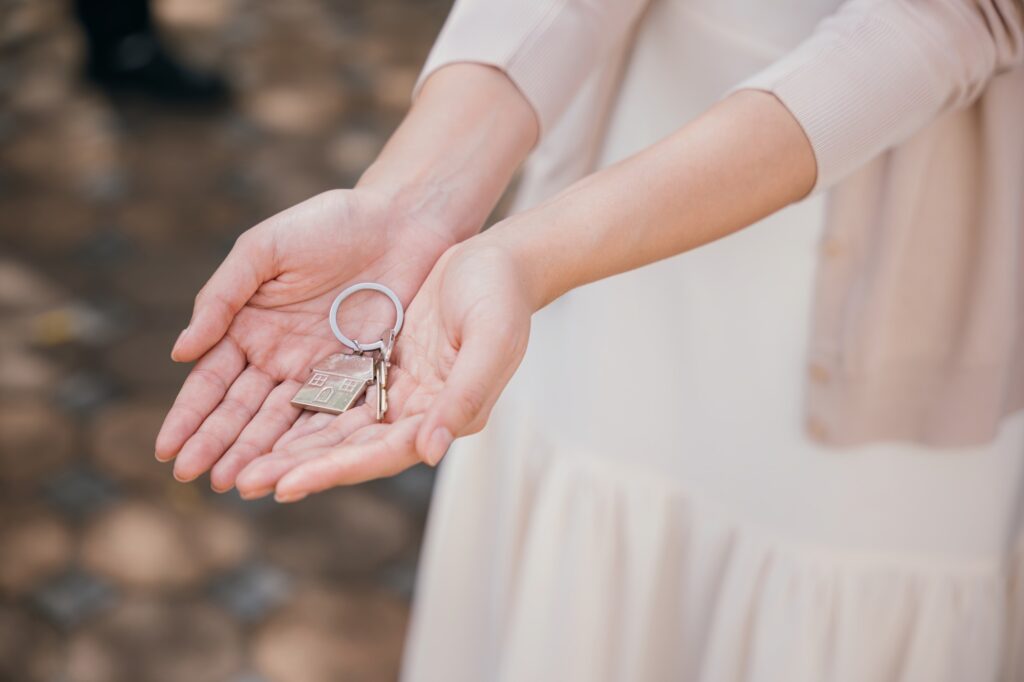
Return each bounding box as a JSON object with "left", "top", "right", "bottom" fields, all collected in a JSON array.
[{"left": 374, "top": 357, "right": 388, "bottom": 421}]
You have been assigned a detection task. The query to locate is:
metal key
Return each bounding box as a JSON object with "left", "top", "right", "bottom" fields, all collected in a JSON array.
[
  {"left": 375, "top": 328, "right": 396, "bottom": 421},
  {"left": 291, "top": 282, "right": 404, "bottom": 418},
  {"left": 291, "top": 352, "right": 375, "bottom": 415}
]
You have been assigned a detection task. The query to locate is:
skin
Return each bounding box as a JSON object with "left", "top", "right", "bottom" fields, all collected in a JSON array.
[
  {"left": 233, "top": 243, "right": 533, "bottom": 502},
  {"left": 159, "top": 65, "right": 816, "bottom": 503},
  {"left": 154, "top": 64, "right": 537, "bottom": 493}
]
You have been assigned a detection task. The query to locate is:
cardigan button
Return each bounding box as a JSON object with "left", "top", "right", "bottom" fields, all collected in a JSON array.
[
  {"left": 821, "top": 238, "right": 843, "bottom": 259},
  {"left": 806, "top": 415, "right": 829, "bottom": 441},
  {"left": 808, "top": 362, "right": 830, "bottom": 383}
]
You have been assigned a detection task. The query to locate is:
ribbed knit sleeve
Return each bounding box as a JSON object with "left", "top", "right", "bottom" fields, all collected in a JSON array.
[
  {"left": 414, "top": 0, "right": 651, "bottom": 136},
  {"left": 737, "top": 0, "right": 1024, "bottom": 190}
]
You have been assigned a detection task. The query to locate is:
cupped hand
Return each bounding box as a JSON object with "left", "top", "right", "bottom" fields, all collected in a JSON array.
[
  {"left": 154, "top": 187, "right": 455, "bottom": 491},
  {"left": 230, "top": 240, "right": 533, "bottom": 502}
]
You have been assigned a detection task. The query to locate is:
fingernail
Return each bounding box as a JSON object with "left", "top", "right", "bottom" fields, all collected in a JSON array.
[
  {"left": 240, "top": 487, "right": 273, "bottom": 500},
  {"left": 424, "top": 427, "right": 453, "bottom": 466},
  {"left": 171, "top": 326, "right": 190, "bottom": 357},
  {"left": 173, "top": 469, "right": 195, "bottom": 483},
  {"left": 275, "top": 491, "right": 308, "bottom": 504}
]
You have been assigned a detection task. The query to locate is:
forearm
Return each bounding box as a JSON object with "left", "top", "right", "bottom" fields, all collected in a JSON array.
[
  {"left": 358, "top": 63, "right": 538, "bottom": 242},
  {"left": 481, "top": 90, "right": 816, "bottom": 309}
]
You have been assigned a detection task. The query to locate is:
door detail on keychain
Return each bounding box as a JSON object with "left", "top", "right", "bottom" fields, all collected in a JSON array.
[{"left": 291, "top": 282, "right": 402, "bottom": 420}]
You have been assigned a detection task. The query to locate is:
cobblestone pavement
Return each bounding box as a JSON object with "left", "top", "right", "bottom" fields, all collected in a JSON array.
[{"left": 0, "top": 1, "right": 451, "bottom": 679}]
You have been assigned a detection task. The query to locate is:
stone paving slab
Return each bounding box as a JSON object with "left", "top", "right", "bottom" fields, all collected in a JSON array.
[{"left": 1, "top": 0, "right": 450, "bottom": 678}]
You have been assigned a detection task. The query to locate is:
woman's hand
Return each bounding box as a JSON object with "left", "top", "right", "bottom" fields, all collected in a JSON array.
[
  {"left": 231, "top": 240, "right": 533, "bottom": 502},
  {"left": 226, "top": 89, "right": 819, "bottom": 502},
  {"left": 154, "top": 187, "right": 454, "bottom": 489},
  {"left": 154, "top": 63, "right": 538, "bottom": 492}
]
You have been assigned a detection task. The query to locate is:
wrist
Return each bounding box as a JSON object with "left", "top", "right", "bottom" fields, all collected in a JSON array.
[
  {"left": 353, "top": 175, "right": 462, "bottom": 250},
  {"left": 356, "top": 64, "right": 537, "bottom": 243},
  {"left": 472, "top": 208, "right": 569, "bottom": 313}
]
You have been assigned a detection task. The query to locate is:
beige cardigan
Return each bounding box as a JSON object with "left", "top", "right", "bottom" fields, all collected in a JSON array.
[{"left": 419, "top": 0, "right": 1024, "bottom": 447}]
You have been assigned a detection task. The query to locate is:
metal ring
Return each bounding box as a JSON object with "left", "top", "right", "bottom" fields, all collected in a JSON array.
[{"left": 329, "top": 282, "right": 404, "bottom": 352}]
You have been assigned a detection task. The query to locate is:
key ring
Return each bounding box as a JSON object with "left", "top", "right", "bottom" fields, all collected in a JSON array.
[{"left": 329, "top": 282, "right": 404, "bottom": 353}]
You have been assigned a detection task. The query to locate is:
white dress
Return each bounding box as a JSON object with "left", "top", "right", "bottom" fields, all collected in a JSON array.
[{"left": 402, "top": 2, "right": 1024, "bottom": 680}]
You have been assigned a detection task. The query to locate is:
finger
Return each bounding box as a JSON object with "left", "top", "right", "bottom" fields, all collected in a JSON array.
[
  {"left": 171, "top": 233, "right": 271, "bottom": 362},
  {"left": 209, "top": 379, "right": 303, "bottom": 492},
  {"left": 280, "top": 400, "right": 382, "bottom": 453},
  {"left": 155, "top": 339, "right": 246, "bottom": 461},
  {"left": 274, "top": 416, "right": 424, "bottom": 502},
  {"left": 234, "top": 403, "right": 378, "bottom": 498},
  {"left": 272, "top": 379, "right": 402, "bottom": 449},
  {"left": 415, "top": 320, "right": 520, "bottom": 466},
  {"left": 272, "top": 411, "right": 335, "bottom": 450},
  {"left": 172, "top": 365, "right": 277, "bottom": 482}
]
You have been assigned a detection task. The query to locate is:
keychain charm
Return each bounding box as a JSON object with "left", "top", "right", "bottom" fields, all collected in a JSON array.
[
  {"left": 290, "top": 353, "right": 375, "bottom": 414},
  {"left": 291, "top": 282, "right": 403, "bottom": 419}
]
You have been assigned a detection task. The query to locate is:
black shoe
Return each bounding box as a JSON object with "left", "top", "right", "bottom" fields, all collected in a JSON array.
[{"left": 86, "top": 32, "right": 230, "bottom": 105}]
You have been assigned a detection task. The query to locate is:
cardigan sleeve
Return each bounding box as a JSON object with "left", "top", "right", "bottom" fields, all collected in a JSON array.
[
  {"left": 737, "top": 0, "right": 1024, "bottom": 190},
  {"left": 414, "top": 0, "right": 651, "bottom": 136}
]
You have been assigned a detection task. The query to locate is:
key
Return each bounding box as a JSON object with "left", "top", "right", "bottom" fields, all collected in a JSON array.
[
  {"left": 374, "top": 359, "right": 386, "bottom": 421},
  {"left": 375, "top": 329, "right": 396, "bottom": 421},
  {"left": 291, "top": 281, "right": 404, "bottom": 417},
  {"left": 291, "top": 352, "right": 375, "bottom": 415}
]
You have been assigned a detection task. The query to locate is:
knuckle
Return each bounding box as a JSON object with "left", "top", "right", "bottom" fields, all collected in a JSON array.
[
  {"left": 230, "top": 230, "right": 268, "bottom": 265},
  {"left": 224, "top": 440, "right": 260, "bottom": 462},
  {"left": 190, "top": 367, "right": 229, "bottom": 394},
  {"left": 218, "top": 396, "right": 251, "bottom": 421},
  {"left": 233, "top": 229, "right": 259, "bottom": 250},
  {"left": 318, "top": 188, "right": 347, "bottom": 205},
  {"left": 257, "top": 404, "right": 294, "bottom": 432},
  {"left": 464, "top": 413, "right": 490, "bottom": 436},
  {"left": 455, "top": 382, "right": 489, "bottom": 421},
  {"left": 195, "top": 285, "right": 234, "bottom": 316},
  {"left": 195, "top": 429, "right": 228, "bottom": 453},
  {"left": 169, "top": 401, "right": 205, "bottom": 425},
  {"left": 194, "top": 282, "right": 222, "bottom": 308}
]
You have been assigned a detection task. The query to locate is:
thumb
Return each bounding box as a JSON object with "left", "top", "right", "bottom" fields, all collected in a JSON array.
[
  {"left": 415, "top": 316, "right": 525, "bottom": 466},
  {"left": 172, "top": 234, "right": 271, "bottom": 362}
]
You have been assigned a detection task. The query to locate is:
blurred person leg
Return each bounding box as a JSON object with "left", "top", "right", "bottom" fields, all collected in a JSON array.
[{"left": 73, "top": 0, "right": 229, "bottom": 103}]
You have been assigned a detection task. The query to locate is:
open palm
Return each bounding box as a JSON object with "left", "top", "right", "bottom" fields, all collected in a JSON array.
[
  {"left": 228, "top": 242, "right": 534, "bottom": 502},
  {"left": 155, "top": 188, "right": 453, "bottom": 490}
]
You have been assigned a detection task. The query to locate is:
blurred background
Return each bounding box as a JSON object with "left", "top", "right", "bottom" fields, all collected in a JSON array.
[{"left": 0, "top": 0, "right": 452, "bottom": 679}]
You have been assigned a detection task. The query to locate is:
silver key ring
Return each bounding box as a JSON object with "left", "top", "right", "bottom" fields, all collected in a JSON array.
[{"left": 329, "top": 282, "right": 404, "bottom": 353}]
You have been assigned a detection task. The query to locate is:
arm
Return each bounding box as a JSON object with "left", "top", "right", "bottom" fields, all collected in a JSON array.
[
  {"left": 415, "top": 0, "right": 1024, "bottom": 451},
  {"left": 419, "top": 0, "right": 652, "bottom": 136},
  {"left": 356, "top": 64, "right": 538, "bottom": 242},
  {"left": 170, "top": 63, "right": 536, "bottom": 364},
  {"left": 482, "top": 90, "right": 815, "bottom": 311},
  {"left": 235, "top": 0, "right": 1024, "bottom": 499},
  {"left": 738, "top": 0, "right": 1023, "bottom": 190},
  {"left": 236, "top": 90, "right": 813, "bottom": 498},
  {"left": 157, "top": 64, "right": 537, "bottom": 489},
  {"left": 411, "top": 0, "right": 1024, "bottom": 451},
  {"left": 160, "top": 0, "right": 656, "bottom": 489}
]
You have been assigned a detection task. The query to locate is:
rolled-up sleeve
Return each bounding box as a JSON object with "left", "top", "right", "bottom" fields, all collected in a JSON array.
[
  {"left": 415, "top": 0, "right": 651, "bottom": 136},
  {"left": 737, "top": 0, "right": 1024, "bottom": 190}
]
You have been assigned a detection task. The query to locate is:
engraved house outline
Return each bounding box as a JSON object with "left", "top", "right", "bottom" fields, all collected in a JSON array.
[{"left": 309, "top": 374, "right": 362, "bottom": 404}]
